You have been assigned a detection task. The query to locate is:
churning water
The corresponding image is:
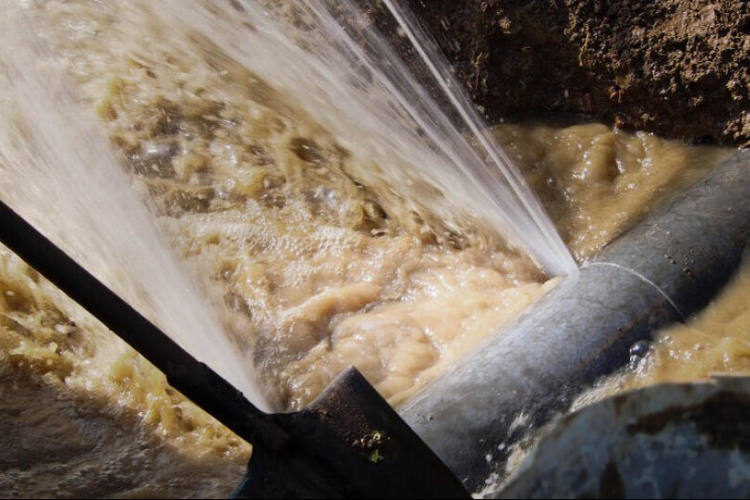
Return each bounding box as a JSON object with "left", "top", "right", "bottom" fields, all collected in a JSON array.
[
  {"left": 0, "top": 0, "right": 575, "bottom": 411},
  {"left": 155, "top": 0, "right": 577, "bottom": 277},
  {"left": 0, "top": 9, "right": 271, "bottom": 411}
]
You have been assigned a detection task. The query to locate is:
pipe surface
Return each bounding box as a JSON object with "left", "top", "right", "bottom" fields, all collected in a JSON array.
[{"left": 400, "top": 150, "right": 750, "bottom": 493}]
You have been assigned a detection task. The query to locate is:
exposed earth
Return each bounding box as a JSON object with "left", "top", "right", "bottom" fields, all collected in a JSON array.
[
  {"left": 0, "top": 1, "right": 747, "bottom": 498},
  {"left": 408, "top": 0, "right": 750, "bottom": 147}
]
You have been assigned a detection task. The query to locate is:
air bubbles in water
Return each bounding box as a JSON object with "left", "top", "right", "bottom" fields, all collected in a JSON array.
[
  {"left": 0, "top": 5, "right": 271, "bottom": 412},
  {"left": 0, "top": 0, "right": 577, "bottom": 413},
  {"left": 156, "top": 0, "right": 577, "bottom": 276}
]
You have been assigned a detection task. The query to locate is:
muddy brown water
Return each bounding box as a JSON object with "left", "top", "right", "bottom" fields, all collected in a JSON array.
[{"left": 0, "top": 1, "right": 742, "bottom": 498}]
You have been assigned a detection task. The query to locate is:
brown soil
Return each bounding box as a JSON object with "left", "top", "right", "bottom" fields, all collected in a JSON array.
[{"left": 406, "top": 0, "right": 750, "bottom": 147}]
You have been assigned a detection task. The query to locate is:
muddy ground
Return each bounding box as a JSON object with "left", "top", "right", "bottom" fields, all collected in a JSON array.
[{"left": 405, "top": 0, "right": 750, "bottom": 148}]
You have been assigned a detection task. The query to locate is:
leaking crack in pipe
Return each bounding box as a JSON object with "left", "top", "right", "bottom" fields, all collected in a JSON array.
[{"left": 399, "top": 150, "right": 750, "bottom": 494}]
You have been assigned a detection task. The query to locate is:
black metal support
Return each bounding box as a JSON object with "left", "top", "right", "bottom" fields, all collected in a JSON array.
[
  {"left": 0, "top": 197, "right": 288, "bottom": 452},
  {"left": 0, "top": 197, "right": 469, "bottom": 498}
]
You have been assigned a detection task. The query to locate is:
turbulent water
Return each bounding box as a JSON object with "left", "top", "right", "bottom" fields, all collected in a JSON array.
[
  {"left": 152, "top": 0, "right": 577, "bottom": 276},
  {"left": 0, "top": 0, "right": 569, "bottom": 495},
  {"left": 0, "top": 0, "right": 739, "bottom": 498},
  {"left": 0, "top": 12, "right": 270, "bottom": 413},
  {"left": 0, "top": 107, "right": 729, "bottom": 498},
  {"left": 0, "top": 0, "right": 577, "bottom": 411},
  {"left": 493, "top": 123, "right": 734, "bottom": 261}
]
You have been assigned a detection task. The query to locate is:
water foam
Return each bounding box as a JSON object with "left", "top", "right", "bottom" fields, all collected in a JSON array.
[
  {"left": 0, "top": 0, "right": 577, "bottom": 413},
  {"left": 153, "top": 0, "right": 577, "bottom": 276},
  {"left": 0, "top": 8, "right": 271, "bottom": 412}
]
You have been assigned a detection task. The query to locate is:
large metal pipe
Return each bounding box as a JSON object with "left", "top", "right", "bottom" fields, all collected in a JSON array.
[{"left": 400, "top": 150, "right": 750, "bottom": 493}]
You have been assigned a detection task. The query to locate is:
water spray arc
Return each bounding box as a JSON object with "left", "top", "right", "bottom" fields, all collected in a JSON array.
[
  {"left": 0, "top": 17, "right": 270, "bottom": 410},
  {"left": 1, "top": 0, "right": 745, "bottom": 497},
  {"left": 162, "top": 0, "right": 576, "bottom": 276}
]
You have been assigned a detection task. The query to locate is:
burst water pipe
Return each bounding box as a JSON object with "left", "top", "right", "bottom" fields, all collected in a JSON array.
[{"left": 400, "top": 149, "right": 750, "bottom": 493}]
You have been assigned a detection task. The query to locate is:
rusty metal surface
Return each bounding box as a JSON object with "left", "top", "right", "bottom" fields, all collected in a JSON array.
[
  {"left": 400, "top": 150, "right": 750, "bottom": 493},
  {"left": 500, "top": 377, "right": 750, "bottom": 499}
]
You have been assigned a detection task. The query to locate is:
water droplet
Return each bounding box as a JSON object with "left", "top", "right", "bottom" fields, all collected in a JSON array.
[{"left": 630, "top": 340, "right": 651, "bottom": 359}]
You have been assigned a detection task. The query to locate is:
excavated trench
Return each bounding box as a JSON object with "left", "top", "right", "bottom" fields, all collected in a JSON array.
[{"left": 0, "top": 1, "right": 748, "bottom": 498}]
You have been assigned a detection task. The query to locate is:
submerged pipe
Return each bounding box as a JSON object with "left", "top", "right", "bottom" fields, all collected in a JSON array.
[{"left": 400, "top": 150, "right": 750, "bottom": 493}]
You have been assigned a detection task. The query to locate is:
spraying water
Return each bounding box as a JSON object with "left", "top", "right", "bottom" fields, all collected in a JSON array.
[
  {"left": 0, "top": 0, "right": 575, "bottom": 413},
  {"left": 0, "top": 8, "right": 271, "bottom": 412},
  {"left": 152, "top": 0, "right": 577, "bottom": 276}
]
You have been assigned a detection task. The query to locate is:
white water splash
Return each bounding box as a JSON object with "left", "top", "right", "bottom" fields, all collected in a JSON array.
[
  {"left": 0, "top": 0, "right": 576, "bottom": 414},
  {"left": 0, "top": 9, "right": 271, "bottom": 412},
  {"left": 151, "top": 0, "right": 577, "bottom": 276}
]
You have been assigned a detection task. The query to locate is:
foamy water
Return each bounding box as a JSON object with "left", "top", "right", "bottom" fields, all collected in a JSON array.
[
  {"left": 151, "top": 0, "right": 576, "bottom": 277},
  {"left": 0, "top": 7, "right": 270, "bottom": 411},
  {"left": 0, "top": 0, "right": 574, "bottom": 414}
]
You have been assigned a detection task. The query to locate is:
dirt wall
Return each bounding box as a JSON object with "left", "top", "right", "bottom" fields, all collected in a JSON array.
[{"left": 407, "top": 0, "right": 750, "bottom": 147}]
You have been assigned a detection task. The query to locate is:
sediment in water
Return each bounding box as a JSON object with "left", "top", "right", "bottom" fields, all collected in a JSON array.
[{"left": 0, "top": 0, "right": 744, "bottom": 498}]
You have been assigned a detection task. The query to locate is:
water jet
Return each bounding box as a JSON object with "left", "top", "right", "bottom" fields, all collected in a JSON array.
[{"left": 0, "top": 0, "right": 748, "bottom": 497}]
